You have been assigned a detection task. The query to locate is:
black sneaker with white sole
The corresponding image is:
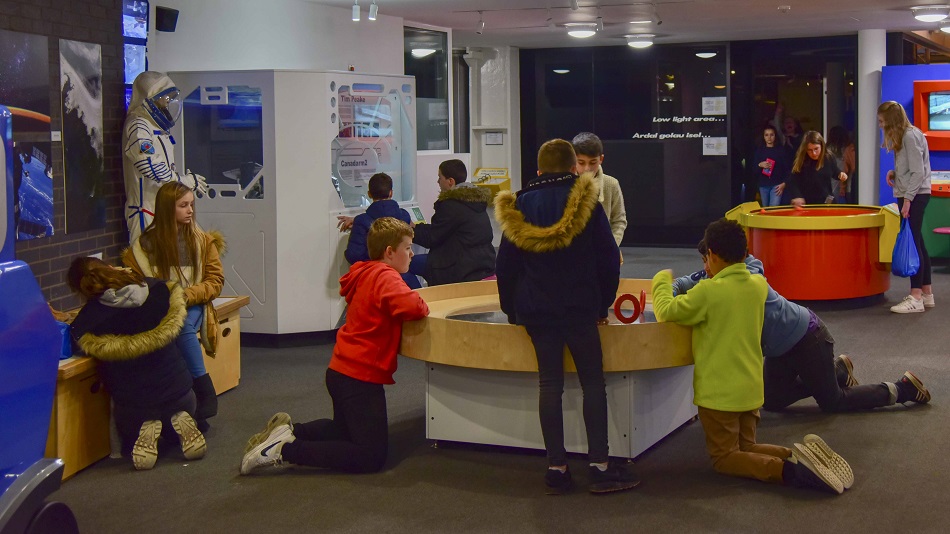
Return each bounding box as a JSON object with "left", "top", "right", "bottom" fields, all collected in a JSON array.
[{"left": 588, "top": 463, "right": 640, "bottom": 494}]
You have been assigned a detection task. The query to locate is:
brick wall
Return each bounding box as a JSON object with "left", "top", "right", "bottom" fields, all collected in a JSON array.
[{"left": 2, "top": 0, "right": 127, "bottom": 311}]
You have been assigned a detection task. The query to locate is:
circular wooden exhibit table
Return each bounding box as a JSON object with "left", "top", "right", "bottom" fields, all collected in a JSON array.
[
  {"left": 400, "top": 279, "right": 693, "bottom": 372},
  {"left": 398, "top": 279, "right": 697, "bottom": 459},
  {"left": 727, "top": 202, "right": 900, "bottom": 301}
]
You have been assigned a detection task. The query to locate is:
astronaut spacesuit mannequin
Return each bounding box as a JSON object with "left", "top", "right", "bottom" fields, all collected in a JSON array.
[{"left": 123, "top": 71, "right": 208, "bottom": 242}]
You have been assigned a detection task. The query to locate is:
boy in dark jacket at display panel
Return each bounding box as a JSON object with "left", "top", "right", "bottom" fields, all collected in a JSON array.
[
  {"left": 412, "top": 159, "right": 496, "bottom": 286},
  {"left": 343, "top": 172, "right": 423, "bottom": 289},
  {"left": 671, "top": 241, "right": 932, "bottom": 412},
  {"left": 652, "top": 218, "right": 853, "bottom": 494},
  {"left": 494, "top": 138, "right": 638, "bottom": 495},
  {"left": 67, "top": 257, "right": 207, "bottom": 471},
  {"left": 241, "top": 217, "right": 429, "bottom": 475}
]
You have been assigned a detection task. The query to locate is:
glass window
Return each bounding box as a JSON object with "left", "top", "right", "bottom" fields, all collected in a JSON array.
[
  {"left": 404, "top": 27, "right": 449, "bottom": 151},
  {"left": 122, "top": 0, "right": 149, "bottom": 106}
]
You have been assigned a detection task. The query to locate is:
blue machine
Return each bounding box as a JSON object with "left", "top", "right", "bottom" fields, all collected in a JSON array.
[{"left": 0, "top": 106, "right": 78, "bottom": 533}]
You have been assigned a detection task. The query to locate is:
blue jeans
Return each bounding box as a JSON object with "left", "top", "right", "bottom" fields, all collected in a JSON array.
[
  {"left": 759, "top": 185, "right": 782, "bottom": 207},
  {"left": 177, "top": 305, "right": 207, "bottom": 378}
]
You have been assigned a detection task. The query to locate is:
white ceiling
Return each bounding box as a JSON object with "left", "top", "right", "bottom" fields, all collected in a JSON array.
[{"left": 311, "top": 1, "right": 944, "bottom": 49}]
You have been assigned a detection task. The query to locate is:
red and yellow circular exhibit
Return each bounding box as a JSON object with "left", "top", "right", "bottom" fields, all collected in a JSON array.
[{"left": 727, "top": 203, "right": 900, "bottom": 301}]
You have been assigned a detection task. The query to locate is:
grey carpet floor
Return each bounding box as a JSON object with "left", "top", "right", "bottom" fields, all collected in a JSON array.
[{"left": 53, "top": 247, "right": 950, "bottom": 533}]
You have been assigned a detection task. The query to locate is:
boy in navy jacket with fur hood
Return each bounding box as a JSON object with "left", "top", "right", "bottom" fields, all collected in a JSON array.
[{"left": 494, "top": 138, "right": 637, "bottom": 495}]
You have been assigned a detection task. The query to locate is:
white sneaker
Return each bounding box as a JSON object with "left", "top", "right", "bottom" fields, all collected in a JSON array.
[
  {"left": 890, "top": 295, "right": 924, "bottom": 314},
  {"left": 922, "top": 293, "right": 935, "bottom": 308},
  {"left": 240, "top": 424, "right": 295, "bottom": 475}
]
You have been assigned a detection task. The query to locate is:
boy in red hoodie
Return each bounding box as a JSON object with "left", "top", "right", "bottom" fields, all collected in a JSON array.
[{"left": 240, "top": 217, "right": 429, "bottom": 474}]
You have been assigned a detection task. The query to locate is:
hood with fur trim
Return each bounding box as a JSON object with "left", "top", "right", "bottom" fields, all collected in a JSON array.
[
  {"left": 437, "top": 182, "right": 492, "bottom": 208},
  {"left": 493, "top": 172, "right": 600, "bottom": 253},
  {"left": 76, "top": 281, "right": 187, "bottom": 362}
]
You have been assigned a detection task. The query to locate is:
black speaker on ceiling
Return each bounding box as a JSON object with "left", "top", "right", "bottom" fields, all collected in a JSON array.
[{"left": 155, "top": 6, "right": 179, "bottom": 32}]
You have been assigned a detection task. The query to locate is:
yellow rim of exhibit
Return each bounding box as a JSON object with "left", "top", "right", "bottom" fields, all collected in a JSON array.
[{"left": 726, "top": 202, "right": 890, "bottom": 230}]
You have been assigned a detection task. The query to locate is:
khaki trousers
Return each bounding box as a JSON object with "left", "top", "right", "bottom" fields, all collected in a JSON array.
[{"left": 697, "top": 406, "right": 791, "bottom": 483}]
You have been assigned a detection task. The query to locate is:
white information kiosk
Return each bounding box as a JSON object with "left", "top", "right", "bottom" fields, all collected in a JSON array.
[{"left": 169, "top": 70, "right": 419, "bottom": 334}]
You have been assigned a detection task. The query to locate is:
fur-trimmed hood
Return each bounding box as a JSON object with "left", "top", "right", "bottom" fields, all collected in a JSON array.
[
  {"left": 493, "top": 172, "right": 600, "bottom": 253},
  {"left": 437, "top": 182, "right": 492, "bottom": 207},
  {"left": 76, "top": 281, "right": 187, "bottom": 362}
]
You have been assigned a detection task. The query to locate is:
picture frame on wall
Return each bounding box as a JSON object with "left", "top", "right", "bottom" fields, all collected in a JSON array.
[{"left": 60, "top": 38, "right": 107, "bottom": 234}]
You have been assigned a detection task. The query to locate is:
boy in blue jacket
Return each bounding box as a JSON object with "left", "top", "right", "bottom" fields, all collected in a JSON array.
[
  {"left": 672, "top": 240, "right": 931, "bottom": 411},
  {"left": 494, "top": 138, "right": 637, "bottom": 495},
  {"left": 343, "top": 172, "right": 422, "bottom": 289}
]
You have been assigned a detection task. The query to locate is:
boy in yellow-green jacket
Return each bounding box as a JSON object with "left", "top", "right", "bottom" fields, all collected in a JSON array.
[{"left": 651, "top": 218, "right": 852, "bottom": 495}]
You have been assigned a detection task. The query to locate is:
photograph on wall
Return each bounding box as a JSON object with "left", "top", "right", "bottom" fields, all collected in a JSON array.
[
  {"left": 0, "top": 30, "right": 51, "bottom": 135},
  {"left": 12, "top": 142, "right": 54, "bottom": 239},
  {"left": 60, "top": 39, "right": 106, "bottom": 234}
]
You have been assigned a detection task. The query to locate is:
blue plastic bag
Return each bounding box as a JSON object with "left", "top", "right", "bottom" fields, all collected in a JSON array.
[{"left": 892, "top": 218, "right": 920, "bottom": 277}]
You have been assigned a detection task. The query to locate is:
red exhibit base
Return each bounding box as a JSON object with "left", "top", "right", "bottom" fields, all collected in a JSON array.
[{"left": 736, "top": 205, "right": 896, "bottom": 301}]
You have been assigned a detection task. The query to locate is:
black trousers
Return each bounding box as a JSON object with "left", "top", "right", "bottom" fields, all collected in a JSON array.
[
  {"left": 763, "top": 320, "right": 890, "bottom": 412},
  {"left": 898, "top": 195, "right": 932, "bottom": 289},
  {"left": 113, "top": 390, "right": 196, "bottom": 456},
  {"left": 525, "top": 322, "right": 609, "bottom": 466},
  {"left": 281, "top": 368, "right": 388, "bottom": 473}
]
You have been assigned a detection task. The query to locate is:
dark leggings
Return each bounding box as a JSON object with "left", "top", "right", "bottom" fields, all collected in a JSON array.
[
  {"left": 281, "top": 368, "right": 388, "bottom": 473},
  {"left": 898, "top": 195, "right": 932, "bottom": 289},
  {"left": 525, "top": 322, "right": 609, "bottom": 466},
  {"left": 762, "top": 320, "right": 891, "bottom": 412}
]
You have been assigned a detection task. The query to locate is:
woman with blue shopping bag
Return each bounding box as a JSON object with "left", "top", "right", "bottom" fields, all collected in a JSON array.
[{"left": 878, "top": 101, "right": 934, "bottom": 313}]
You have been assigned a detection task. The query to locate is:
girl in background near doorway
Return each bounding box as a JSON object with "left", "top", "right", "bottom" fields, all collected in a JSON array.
[
  {"left": 787, "top": 131, "right": 847, "bottom": 207},
  {"left": 754, "top": 125, "right": 790, "bottom": 206}
]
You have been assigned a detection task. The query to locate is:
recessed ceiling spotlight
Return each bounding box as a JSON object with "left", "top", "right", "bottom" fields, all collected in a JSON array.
[
  {"left": 411, "top": 48, "right": 436, "bottom": 58},
  {"left": 553, "top": 69, "right": 570, "bottom": 74},
  {"left": 912, "top": 5, "right": 950, "bottom": 22},
  {"left": 696, "top": 52, "right": 717, "bottom": 59},
  {"left": 778, "top": 5, "right": 791, "bottom": 14},
  {"left": 565, "top": 22, "right": 598, "bottom": 38}
]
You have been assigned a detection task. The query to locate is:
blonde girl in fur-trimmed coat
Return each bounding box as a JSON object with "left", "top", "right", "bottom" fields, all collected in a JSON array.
[{"left": 123, "top": 181, "right": 225, "bottom": 427}]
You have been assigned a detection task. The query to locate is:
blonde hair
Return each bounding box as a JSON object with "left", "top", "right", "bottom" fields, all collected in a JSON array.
[
  {"left": 367, "top": 217, "right": 413, "bottom": 260},
  {"left": 791, "top": 131, "right": 827, "bottom": 173},
  {"left": 878, "top": 101, "right": 912, "bottom": 153},
  {"left": 67, "top": 256, "right": 145, "bottom": 299},
  {"left": 537, "top": 139, "right": 576, "bottom": 174},
  {"left": 141, "top": 182, "right": 202, "bottom": 282}
]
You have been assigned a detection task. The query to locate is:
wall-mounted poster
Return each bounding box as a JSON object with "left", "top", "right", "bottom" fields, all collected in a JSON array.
[
  {"left": 60, "top": 39, "right": 106, "bottom": 233},
  {"left": 0, "top": 30, "right": 51, "bottom": 135},
  {"left": 13, "top": 142, "right": 54, "bottom": 239}
]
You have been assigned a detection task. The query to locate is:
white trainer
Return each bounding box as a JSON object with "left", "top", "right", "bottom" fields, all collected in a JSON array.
[
  {"left": 890, "top": 295, "right": 924, "bottom": 314},
  {"left": 240, "top": 424, "right": 295, "bottom": 475},
  {"left": 922, "top": 293, "right": 935, "bottom": 308}
]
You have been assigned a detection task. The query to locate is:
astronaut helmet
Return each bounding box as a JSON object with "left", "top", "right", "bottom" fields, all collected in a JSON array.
[{"left": 131, "top": 71, "right": 182, "bottom": 132}]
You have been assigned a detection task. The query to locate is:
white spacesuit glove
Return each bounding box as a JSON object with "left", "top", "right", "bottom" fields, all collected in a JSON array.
[{"left": 184, "top": 170, "right": 209, "bottom": 196}]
